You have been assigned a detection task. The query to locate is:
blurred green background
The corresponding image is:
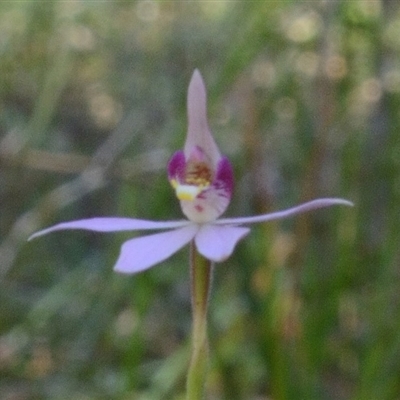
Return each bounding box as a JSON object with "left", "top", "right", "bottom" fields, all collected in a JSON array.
[{"left": 1, "top": 1, "right": 400, "bottom": 399}]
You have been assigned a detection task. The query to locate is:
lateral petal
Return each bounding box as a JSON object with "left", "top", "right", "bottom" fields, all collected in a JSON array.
[
  {"left": 195, "top": 224, "right": 250, "bottom": 262},
  {"left": 28, "top": 218, "right": 190, "bottom": 240},
  {"left": 215, "top": 198, "right": 354, "bottom": 225},
  {"left": 114, "top": 225, "right": 199, "bottom": 274}
]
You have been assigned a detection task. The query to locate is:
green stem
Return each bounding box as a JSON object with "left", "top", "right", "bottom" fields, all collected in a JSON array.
[{"left": 186, "top": 242, "right": 213, "bottom": 399}]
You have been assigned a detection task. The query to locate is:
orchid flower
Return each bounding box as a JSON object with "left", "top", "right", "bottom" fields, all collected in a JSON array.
[
  {"left": 29, "top": 70, "right": 353, "bottom": 274},
  {"left": 29, "top": 69, "right": 353, "bottom": 399}
]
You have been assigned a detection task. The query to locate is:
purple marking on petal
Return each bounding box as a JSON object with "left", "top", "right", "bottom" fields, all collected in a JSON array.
[
  {"left": 215, "top": 198, "right": 354, "bottom": 226},
  {"left": 195, "top": 224, "right": 250, "bottom": 262},
  {"left": 179, "top": 182, "right": 232, "bottom": 223},
  {"left": 174, "top": 155, "right": 234, "bottom": 223},
  {"left": 185, "top": 70, "right": 221, "bottom": 168},
  {"left": 114, "top": 225, "right": 198, "bottom": 274},
  {"left": 167, "top": 150, "right": 186, "bottom": 182},
  {"left": 214, "top": 156, "right": 234, "bottom": 198},
  {"left": 28, "top": 217, "right": 191, "bottom": 241}
]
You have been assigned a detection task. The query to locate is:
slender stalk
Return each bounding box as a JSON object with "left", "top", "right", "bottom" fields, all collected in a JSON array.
[{"left": 186, "top": 241, "right": 213, "bottom": 399}]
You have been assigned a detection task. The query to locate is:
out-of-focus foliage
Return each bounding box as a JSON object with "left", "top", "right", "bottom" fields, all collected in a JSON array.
[{"left": 1, "top": 1, "right": 400, "bottom": 399}]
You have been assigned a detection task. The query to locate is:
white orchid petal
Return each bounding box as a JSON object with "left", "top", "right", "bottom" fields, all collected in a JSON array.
[
  {"left": 215, "top": 198, "right": 354, "bottom": 226},
  {"left": 195, "top": 224, "right": 250, "bottom": 262},
  {"left": 114, "top": 225, "right": 199, "bottom": 274},
  {"left": 185, "top": 69, "right": 221, "bottom": 167},
  {"left": 28, "top": 217, "right": 190, "bottom": 241}
]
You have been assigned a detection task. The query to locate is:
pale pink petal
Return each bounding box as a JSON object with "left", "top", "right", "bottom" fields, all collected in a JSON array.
[
  {"left": 28, "top": 218, "right": 190, "bottom": 241},
  {"left": 185, "top": 69, "right": 221, "bottom": 167},
  {"left": 215, "top": 198, "right": 354, "bottom": 226},
  {"left": 195, "top": 224, "right": 250, "bottom": 262},
  {"left": 114, "top": 225, "right": 199, "bottom": 274}
]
